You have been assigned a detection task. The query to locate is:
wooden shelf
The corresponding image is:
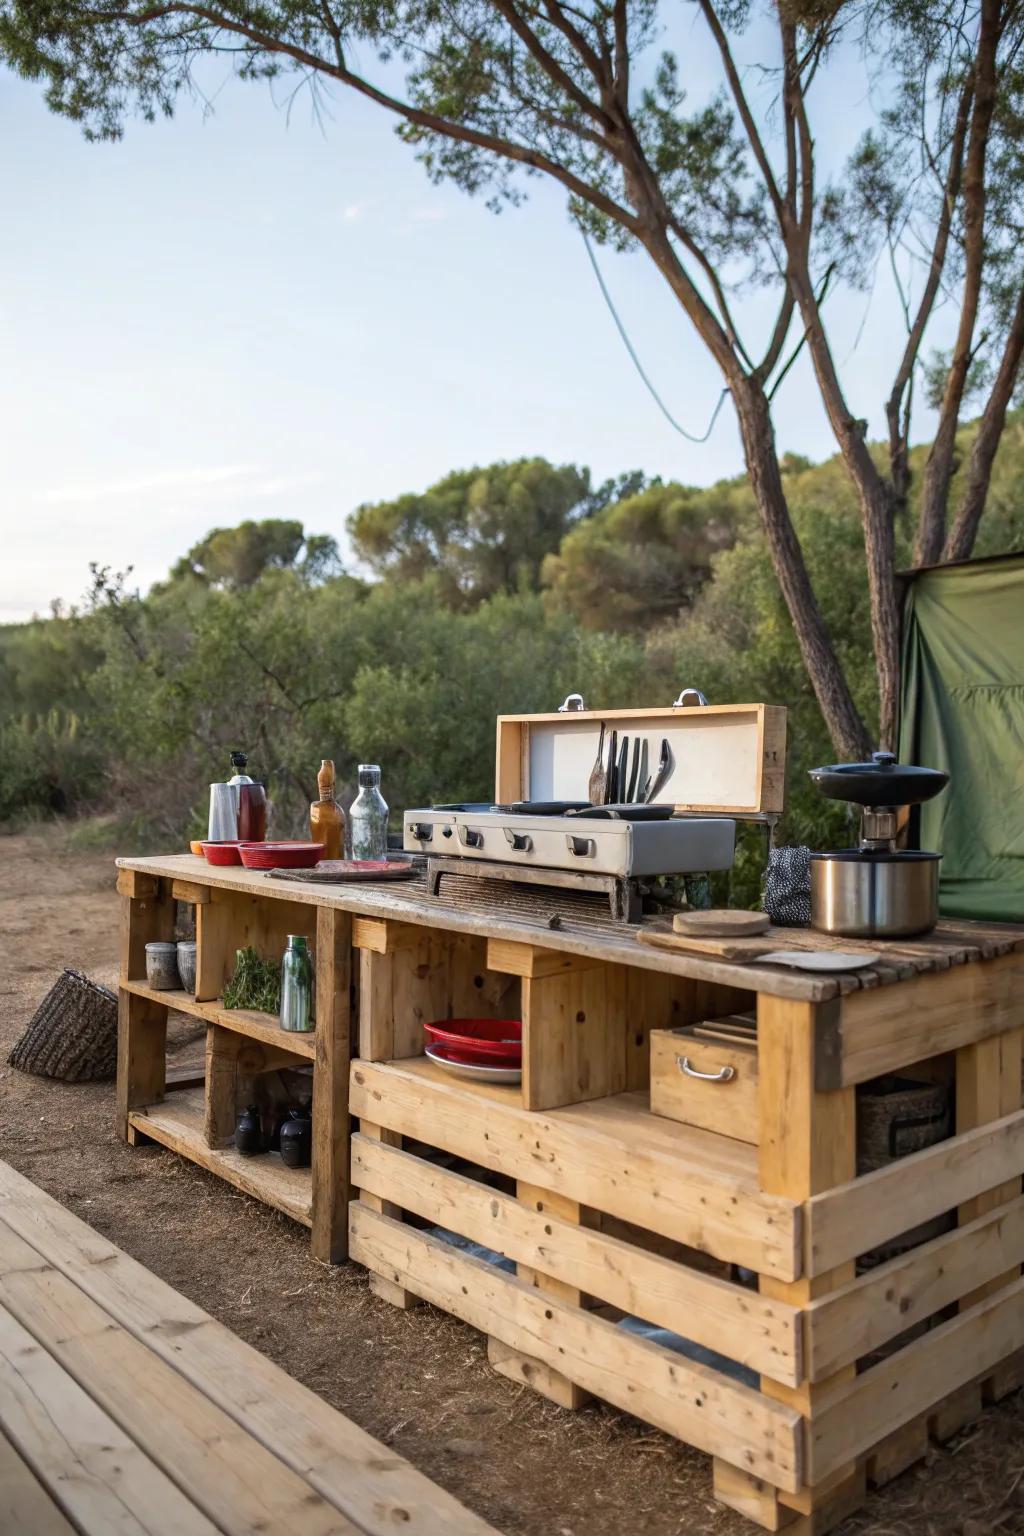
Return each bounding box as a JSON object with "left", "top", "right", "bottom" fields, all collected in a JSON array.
[
  {"left": 128, "top": 1087, "right": 313, "bottom": 1228},
  {"left": 121, "top": 979, "right": 315, "bottom": 1060}
]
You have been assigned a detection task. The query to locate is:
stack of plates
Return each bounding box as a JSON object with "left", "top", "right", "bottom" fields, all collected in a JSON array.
[{"left": 423, "top": 1019, "right": 522, "bottom": 1084}]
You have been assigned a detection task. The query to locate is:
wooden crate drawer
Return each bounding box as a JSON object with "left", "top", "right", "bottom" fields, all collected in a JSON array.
[{"left": 650, "top": 1024, "right": 758, "bottom": 1144}]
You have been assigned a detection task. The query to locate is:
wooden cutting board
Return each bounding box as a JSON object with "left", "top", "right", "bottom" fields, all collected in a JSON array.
[
  {"left": 637, "top": 923, "right": 802, "bottom": 961},
  {"left": 673, "top": 909, "right": 771, "bottom": 939}
]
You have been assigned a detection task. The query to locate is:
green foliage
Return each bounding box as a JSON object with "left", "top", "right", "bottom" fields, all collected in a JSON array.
[
  {"left": 347, "top": 459, "right": 611, "bottom": 605},
  {"left": 541, "top": 478, "right": 751, "bottom": 630},
  {"left": 170, "top": 519, "right": 342, "bottom": 589},
  {"left": 1, "top": 423, "right": 1021, "bottom": 907},
  {"left": 223, "top": 947, "right": 282, "bottom": 1011}
]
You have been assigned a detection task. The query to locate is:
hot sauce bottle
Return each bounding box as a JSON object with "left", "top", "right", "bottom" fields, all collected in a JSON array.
[{"left": 309, "top": 758, "right": 344, "bottom": 859}]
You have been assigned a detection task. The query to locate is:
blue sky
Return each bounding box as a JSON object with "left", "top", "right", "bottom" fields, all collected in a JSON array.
[{"left": 0, "top": 16, "right": 957, "bottom": 622}]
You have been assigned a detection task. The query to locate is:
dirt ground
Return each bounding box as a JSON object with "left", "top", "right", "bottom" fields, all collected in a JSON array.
[{"left": 2, "top": 826, "right": 1024, "bottom": 1536}]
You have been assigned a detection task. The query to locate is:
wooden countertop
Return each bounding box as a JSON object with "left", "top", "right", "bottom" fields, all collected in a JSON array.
[{"left": 116, "top": 853, "right": 1024, "bottom": 1004}]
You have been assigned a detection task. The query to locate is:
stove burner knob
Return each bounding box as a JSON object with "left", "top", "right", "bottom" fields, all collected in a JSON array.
[{"left": 407, "top": 822, "right": 433, "bottom": 842}]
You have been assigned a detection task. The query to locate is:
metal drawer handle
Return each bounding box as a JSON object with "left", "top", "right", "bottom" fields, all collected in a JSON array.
[
  {"left": 677, "top": 1056, "right": 735, "bottom": 1083},
  {"left": 457, "top": 824, "right": 484, "bottom": 849},
  {"left": 565, "top": 834, "right": 596, "bottom": 858}
]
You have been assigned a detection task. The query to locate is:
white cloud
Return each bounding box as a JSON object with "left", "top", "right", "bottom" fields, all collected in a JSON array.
[
  {"left": 40, "top": 465, "right": 323, "bottom": 507},
  {"left": 409, "top": 205, "right": 448, "bottom": 223},
  {"left": 342, "top": 203, "right": 364, "bottom": 221}
]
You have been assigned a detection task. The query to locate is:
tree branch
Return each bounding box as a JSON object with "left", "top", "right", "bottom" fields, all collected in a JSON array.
[
  {"left": 491, "top": 0, "right": 611, "bottom": 129},
  {"left": 885, "top": 73, "right": 972, "bottom": 514},
  {"left": 916, "top": 0, "right": 1002, "bottom": 565},
  {"left": 943, "top": 282, "right": 1024, "bottom": 561},
  {"left": 697, "top": 0, "right": 785, "bottom": 224},
  {"left": 86, "top": 1, "right": 643, "bottom": 234}
]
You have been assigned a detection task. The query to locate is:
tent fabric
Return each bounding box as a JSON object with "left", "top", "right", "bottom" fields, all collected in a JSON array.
[{"left": 899, "top": 552, "right": 1024, "bottom": 922}]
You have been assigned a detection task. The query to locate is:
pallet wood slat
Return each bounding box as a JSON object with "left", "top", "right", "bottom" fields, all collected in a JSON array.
[
  {"left": 351, "top": 1133, "right": 803, "bottom": 1384},
  {"left": 121, "top": 980, "right": 316, "bottom": 1060},
  {"left": 350, "top": 1058, "right": 802, "bottom": 1280},
  {"left": 804, "top": 1194, "right": 1024, "bottom": 1380},
  {"left": 808, "top": 1273, "right": 1024, "bottom": 1484},
  {"left": 818, "top": 950, "right": 1024, "bottom": 1089},
  {"left": 0, "top": 1162, "right": 496, "bottom": 1536},
  {"left": 350, "top": 1203, "right": 804, "bottom": 1492},
  {"left": 805, "top": 1105, "right": 1024, "bottom": 1276}
]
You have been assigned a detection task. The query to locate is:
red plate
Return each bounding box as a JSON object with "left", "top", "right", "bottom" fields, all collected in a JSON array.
[
  {"left": 201, "top": 840, "right": 263, "bottom": 866},
  {"left": 239, "top": 841, "right": 325, "bottom": 870},
  {"left": 423, "top": 1018, "right": 522, "bottom": 1064}
]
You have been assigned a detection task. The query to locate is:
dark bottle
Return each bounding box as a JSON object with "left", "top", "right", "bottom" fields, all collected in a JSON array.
[
  {"left": 279, "top": 1107, "right": 312, "bottom": 1168},
  {"left": 234, "top": 1104, "right": 263, "bottom": 1157}
]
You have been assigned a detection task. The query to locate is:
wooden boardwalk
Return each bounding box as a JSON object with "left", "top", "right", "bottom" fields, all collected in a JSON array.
[{"left": 0, "top": 1159, "right": 497, "bottom": 1536}]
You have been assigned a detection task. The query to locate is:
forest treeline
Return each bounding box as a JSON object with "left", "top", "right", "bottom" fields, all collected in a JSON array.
[{"left": 3, "top": 412, "right": 1022, "bottom": 887}]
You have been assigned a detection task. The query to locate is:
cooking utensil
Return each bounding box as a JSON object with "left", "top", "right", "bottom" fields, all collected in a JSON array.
[
  {"left": 644, "top": 739, "right": 673, "bottom": 803},
  {"left": 588, "top": 722, "right": 608, "bottom": 806},
  {"left": 809, "top": 751, "right": 949, "bottom": 808},
  {"left": 636, "top": 740, "right": 649, "bottom": 805},
  {"left": 626, "top": 737, "right": 642, "bottom": 802},
  {"left": 493, "top": 801, "right": 590, "bottom": 816},
  {"left": 607, "top": 730, "right": 618, "bottom": 802},
  {"left": 617, "top": 737, "right": 630, "bottom": 803},
  {"left": 568, "top": 803, "right": 673, "bottom": 821},
  {"left": 810, "top": 850, "right": 941, "bottom": 937},
  {"left": 807, "top": 750, "right": 947, "bottom": 937}
]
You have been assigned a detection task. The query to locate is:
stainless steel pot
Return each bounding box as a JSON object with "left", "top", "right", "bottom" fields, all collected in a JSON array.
[{"left": 810, "top": 851, "right": 941, "bottom": 938}]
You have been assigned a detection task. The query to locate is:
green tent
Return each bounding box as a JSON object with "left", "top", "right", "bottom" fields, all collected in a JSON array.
[{"left": 899, "top": 551, "right": 1024, "bottom": 922}]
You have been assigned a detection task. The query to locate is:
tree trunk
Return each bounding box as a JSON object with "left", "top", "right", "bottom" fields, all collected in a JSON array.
[
  {"left": 916, "top": 0, "right": 1002, "bottom": 565},
  {"left": 731, "top": 380, "right": 873, "bottom": 760},
  {"left": 943, "top": 283, "right": 1024, "bottom": 563},
  {"left": 783, "top": 266, "right": 902, "bottom": 751}
]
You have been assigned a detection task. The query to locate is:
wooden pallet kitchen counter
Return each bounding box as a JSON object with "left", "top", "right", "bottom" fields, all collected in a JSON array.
[{"left": 116, "top": 851, "right": 1024, "bottom": 1534}]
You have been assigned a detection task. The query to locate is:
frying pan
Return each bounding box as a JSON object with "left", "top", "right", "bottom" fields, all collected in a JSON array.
[
  {"left": 568, "top": 803, "right": 674, "bottom": 821},
  {"left": 809, "top": 751, "right": 948, "bottom": 807}
]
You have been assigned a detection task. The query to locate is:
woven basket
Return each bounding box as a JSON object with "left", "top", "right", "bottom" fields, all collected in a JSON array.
[
  {"left": 857, "top": 1074, "right": 953, "bottom": 1272},
  {"left": 8, "top": 969, "right": 118, "bottom": 1083}
]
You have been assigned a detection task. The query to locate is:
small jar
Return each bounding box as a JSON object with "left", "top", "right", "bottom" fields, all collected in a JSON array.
[
  {"left": 279, "top": 935, "right": 314, "bottom": 1032},
  {"left": 145, "top": 941, "right": 180, "bottom": 990},
  {"left": 176, "top": 940, "right": 197, "bottom": 996},
  {"left": 349, "top": 764, "right": 389, "bottom": 861}
]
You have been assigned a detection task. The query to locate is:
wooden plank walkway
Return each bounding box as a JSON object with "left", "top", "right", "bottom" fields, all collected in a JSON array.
[{"left": 0, "top": 1159, "right": 497, "bottom": 1536}]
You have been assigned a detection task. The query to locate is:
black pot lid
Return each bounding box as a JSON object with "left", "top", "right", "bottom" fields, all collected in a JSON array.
[{"left": 808, "top": 751, "right": 949, "bottom": 807}]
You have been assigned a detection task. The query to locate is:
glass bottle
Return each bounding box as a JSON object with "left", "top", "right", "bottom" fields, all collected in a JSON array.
[
  {"left": 349, "top": 764, "right": 389, "bottom": 861},
  {"left": 279, "top": 934, "right": 314, "bottom": 1032},
  {"left": 309, "top": 758, "right": 344, "bottom": 859}
]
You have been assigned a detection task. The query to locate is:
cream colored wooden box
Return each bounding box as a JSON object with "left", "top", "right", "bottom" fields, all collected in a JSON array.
[{"left": 495, "top": 701, "right": 786, "bottom": 816}]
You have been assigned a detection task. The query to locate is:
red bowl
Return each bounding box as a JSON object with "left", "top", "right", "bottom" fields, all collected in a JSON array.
[
  {"left": 239, "top": 841, "right": 325, "bottom": 870},
  {"left": 201, "top": 840, "right": 262, "bottom": 866},
  {"left": 423, "top": 1018, "right": 522, "bottom": 1064}
]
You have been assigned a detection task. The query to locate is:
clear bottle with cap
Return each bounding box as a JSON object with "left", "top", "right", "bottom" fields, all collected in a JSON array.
[
  {"left": 309, "top": 759, "right": 344, "bottom": 859},
  {"left": 349, "top": 764, "right": 388, "bottom": 861}
]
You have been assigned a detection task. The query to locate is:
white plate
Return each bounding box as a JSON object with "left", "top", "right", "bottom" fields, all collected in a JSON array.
[
  {"left": 757, "top": 950, "right": 880, "bottom": 972},
  {"left": 424, "top": 1044, "right": 522, "bottom": 1084}
]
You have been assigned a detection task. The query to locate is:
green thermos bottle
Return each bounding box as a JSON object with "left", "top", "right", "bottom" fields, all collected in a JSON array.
[{"left": 279, "top": 934, "right": 314, "bottom": 1032}]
